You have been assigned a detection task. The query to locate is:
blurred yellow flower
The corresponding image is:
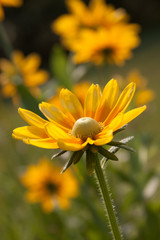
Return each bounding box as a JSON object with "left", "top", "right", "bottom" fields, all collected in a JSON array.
[
  {"left": 0, "top": 51, "right": 49, "bottom": 104},
  {"left": 0, "top": 0, "right": 23, "bottom": 21},
  {"left": 13, "top": 79, "right": 146, "bottom": 164},
  {"left": 21, "top": 158, "right": 78, "bottom": 212},
  {"left": 53, "top": 0, "right": 129, "bottom": 38},
  {"left": 64, "top": 25, "right": 140, "bottom": 65},
  {"left": 52, "top": 0, "right": 140, "bottom": 65},
  {"left": 116, "top": 70, "right": 155, "bottom": 106}
]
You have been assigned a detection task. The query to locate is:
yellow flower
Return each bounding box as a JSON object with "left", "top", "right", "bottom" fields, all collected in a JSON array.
[
  {"left": 13, "top": 79, "right": 146, "bottom": 173},
  {"left": 116, "top": 70, "right": 155, "bottom": 106},
  {"left": 52, "top": 0, "right": 140, "bottom": 65},
  {"left": 64, "top": 25, "right": 140, "bottom": 65},
  {"left": 0, "top": 0, "right": 23, "bottom": 21},
  {"left": 0, "top": 51, "right": 49, "bottom": 103},
  {"left": 53, "top": 0, "right": 129, "bottom": 38},
  {"left": 21, "top": 158, "right": 78, "bottom": 212}
]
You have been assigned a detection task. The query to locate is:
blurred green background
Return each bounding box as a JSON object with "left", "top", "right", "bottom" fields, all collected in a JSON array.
[{"left": 0, "top": 0, "right": 160, "bottom": 240}]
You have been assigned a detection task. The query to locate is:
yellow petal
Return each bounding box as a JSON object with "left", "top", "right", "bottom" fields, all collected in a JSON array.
[
  {"left": 45, "top": 122, "right": 74, "bottom": 141},
  {"left": 1, "top": 0, "right": 23, "bottom": 7},
  {"left": 57, "top": 138, "right": 87, "bottom": 151},
  {"left": 12, "top": 126, "right": 47, "bottom": 140},
  {"left": 24, "top": 70, "right": 48, "bottom": 87},
  {"left": 95, "top": 79, "right": 119, "bottom": 122},
  {"left": 60, "top": 88, "right": 83, "bottom": 121},
  {"left": 104, "top": 82, "right": 136, "bottom": 125},
  {"left": 12, "top": 51, "right": 24, "bottom": 66},
  {"left": 25, "top": 138, "right": 58, "bottom": 149},
  {"left": 39, "top": 102, "right": 74, "bottom": 130},
  {"left": 67, "top": 0, "right": 88, "bottom": 19},
  {"left": 94, "top": 129, "right": 113, "bottom": 146},
  {"left": 22, "top": 53, "right": 41, "bottom": 73},
  {"left": 52, "top": 15, "right": 78, "bottom": 37},
  {"left": 118, "top": 105, "right": 147, "bottom": 129},
  {"left": 84, "top": 84, "right": 101, "bottom": 118},
  {"left": 108, "top": 113, "right": 123, "bottom": 132},
  {"left": 18, "top": 108, "right": 47, "bottom": 128}
]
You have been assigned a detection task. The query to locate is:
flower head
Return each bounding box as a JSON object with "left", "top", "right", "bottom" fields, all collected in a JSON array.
[
  {"left": 52, "top": 0, "right": 140, "bottom": 65},
  {"left": 0, "top": 0, "right": 23, "bottom": 21},
  {"left": 21, "top": 158, "right": 78, "bottom": 212},
  {"left": 64, "top": 25, "right": 140, "bottom": 65},
  {"left": 53, "top": 0, "right": 129, "bottom": 38},
  {"left": 0, "top": 51, "right": 49, "bottom": 104},
  {"left": 13, "top": 79, "right": 146, "bottom": 174}
]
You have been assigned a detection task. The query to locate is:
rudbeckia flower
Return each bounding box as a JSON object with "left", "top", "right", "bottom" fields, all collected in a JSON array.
[
  {"left": 52, "top": 0, "right": 140, "bottom": 65},
  {"left": 64, "top": 25, "right": 140, "bottom": 65},
  {"left": 0, "top": 0, "right": 23, "bottom": 21},
  {"left": 21, "top": 158, "right": 78, "bottom": 212},
  {"left": 53, "top": 0, "right": 129, "bottom": 38},
  {"left": 13, "top": 79, "right": 146, "bottom": 174},
  {"left": 0, "top": 51, "right": 49, "bottom": 104}
]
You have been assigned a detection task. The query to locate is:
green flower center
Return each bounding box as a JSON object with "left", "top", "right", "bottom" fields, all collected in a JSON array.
[{"left": 71, "top": 117, "right": 102, "bottom": 140}]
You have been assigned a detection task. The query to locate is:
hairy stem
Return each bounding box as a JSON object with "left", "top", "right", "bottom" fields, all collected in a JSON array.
[{"left": 94, "top": 154, "right": 122, "bottom": 240}]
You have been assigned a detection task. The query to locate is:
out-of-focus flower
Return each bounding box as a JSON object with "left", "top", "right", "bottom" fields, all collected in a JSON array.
[
  {"left": 53, "top": 0, "right": 129, "bottom": 38},
  {"left": 13, "top": 79, "right": 146, "bottom": 174},
  {"left": 116, "top": 70, "right": 155, "bottom": 106},
  {"left": 0, "top": 51, "right": 49, "bottom": 104},
  {"left": 0, "top": 0, "right": 23, "bottom": 21},
  {"left": 21, "top": 158, "right": 78, "bottom": 212},
  {"left": 52, "top": 0, "right": 140, "bottom": 65},
  {"left": 64, "top": 26, "right": 140, "bottom": 65}
]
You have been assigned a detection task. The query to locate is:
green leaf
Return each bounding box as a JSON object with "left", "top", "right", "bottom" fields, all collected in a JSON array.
[
  {"left": 98, "top": 146, "right": 118, "bottom": 161},
  {"left": 50, "top": 45, "right": 72, "bottom": 89},
  {"left": 51, "top": 150, "right": 66, "bottom": 160}
]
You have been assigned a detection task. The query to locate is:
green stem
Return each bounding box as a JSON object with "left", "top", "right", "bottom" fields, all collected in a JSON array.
[
  {"left": 94, "top": 154, "right": 122, "bottom": 240},
  {"left": 0, "top": 23, "right": 13, "bottom": 59}
]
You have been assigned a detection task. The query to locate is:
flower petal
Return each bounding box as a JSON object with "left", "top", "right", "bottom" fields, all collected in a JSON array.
[
  {"left": 39, "top": 102, "right": 74, "bottom": 130},
  {"left": 118, "top": 105, "right": 146, "bottom": 129},
  {"left": 22, "top": 53, "right": 41, "bottom": 72},
  {"left": 108, "top": 113, "right": 124, "bottom": 132},
  {"left": 94, "top": 129, "right": 113, "bottom": 146},
  {"left": 67, "top": 0, "right": 88, "bottom": 19},
  {"left": 18, "top": 108, "right": 47, "bottom": 128},
  {"left": 60, "top": 88, "right": 83, "bottom": 121},
  {"left": 95, "top": 79, "right": 119, "bottom": 122},
  {"left": 12, "top": 126, "right": 47, "bottom": 140},
  {"left": 104, "top": 82, "right": 136, "bottom": 125},
  {"left": 24, "top": 71, "right": 48, "bottom": 87},
  {"left": 25, "top": 138, "right": 58, "bottom": 149},
  {"left": 84, "top": 84, "right": 101, "bottom": 118},
  {"left": 58, "top": 138, "right": 88, "bottom": 151},
  {"left": 45, "top": 122, "right": 71, "bottom": 140}
]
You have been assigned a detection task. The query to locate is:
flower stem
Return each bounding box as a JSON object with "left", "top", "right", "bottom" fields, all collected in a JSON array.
[
  {"left": 94, "top": 154, "right": 122, "bottom": 240},
  {"left": 0, "top": 23, "right": 13, "bottom": 59}
]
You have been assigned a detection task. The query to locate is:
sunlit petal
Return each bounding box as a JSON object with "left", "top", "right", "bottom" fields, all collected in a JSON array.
[
  {"left": 60, "top": 88, "right": 83, "bottom": 121},
  {"left": 18, "top": 108, "right": 47, "bottom": 128},
  {"left": 84, "top": 84, "right": 101, "bottom": 118},
  {"left": 95, "top": 79, "right": 119, "bottom": 122},
  {"left": 104, "top": 82, "right": 136, "bottom": 125}
]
